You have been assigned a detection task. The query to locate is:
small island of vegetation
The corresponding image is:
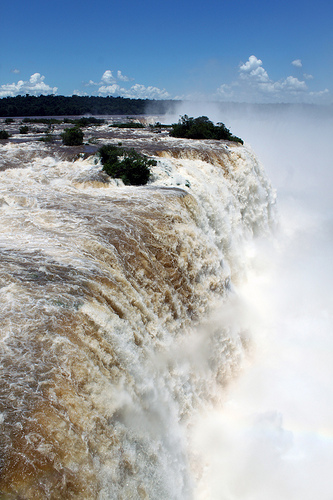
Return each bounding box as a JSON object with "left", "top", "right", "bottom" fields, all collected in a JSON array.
[
  {"left": 98, "top": 144, "right": 156, "bottom": 185},
  {"left": 61, "top": 127, "right": 84, "bottom": 146},
  {"left": 0, "top": 130, "right": 10, "bottom": 139},
  {"left": 110, "top": 122, "right": 145, "bottom": 129},
  {"left": 170, "top": 115, "right": 243, "bottom": 143}
]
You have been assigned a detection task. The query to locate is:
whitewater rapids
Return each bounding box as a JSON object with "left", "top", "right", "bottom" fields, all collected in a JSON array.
[{"left": 0, "top": 129, "right": 275, "bottom": 499}]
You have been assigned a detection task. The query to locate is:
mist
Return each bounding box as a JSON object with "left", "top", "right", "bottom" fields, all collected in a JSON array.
[{"left": 168, "top": 103, "right": 333, "bottom": 499}]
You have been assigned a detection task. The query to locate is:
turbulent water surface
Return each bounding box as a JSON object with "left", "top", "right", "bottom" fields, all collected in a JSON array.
[{"left": 0, "top": 122, "right": 276, "bottom": 498}]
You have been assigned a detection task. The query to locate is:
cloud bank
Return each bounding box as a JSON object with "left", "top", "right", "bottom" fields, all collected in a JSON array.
[
  {"left": 0, "top": 73, "right": 57, "bottom": 98},
  {"left": 86, "top": 70, "right": 171, "bottom": 99},
  {"left": 0, "top": 69, "right": 170, "bottom": 100},
  {"left": 216, "top": 55, "right": 329, "bottom": 103},
  {"left": 0, "top": 56, "right": 329, "bottom": 103}
]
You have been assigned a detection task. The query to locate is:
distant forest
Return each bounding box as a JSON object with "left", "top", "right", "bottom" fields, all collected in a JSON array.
[{"left": 0, "top": 95, "right": 179, "bottom": 117}]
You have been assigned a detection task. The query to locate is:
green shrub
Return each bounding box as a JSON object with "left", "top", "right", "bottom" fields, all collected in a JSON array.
[
  {"left": 170, "top": 115, "right": 243, "bottom": 144},
  {"left": 110, "top": 122, "right": 144, "bottom": 129},
  {"left": 19, "top": 125, "right": 29, "bottom": 134},
  {"left": 98, "top": 144, "right": 156, "bottom": 185},
  {"left": 5, "top": 118, "right": 14, "bottom": 124},
  {"left": 39, "top": 132, "right": 54, "bottom": 143},
  {"left": 61, "top": 127, "right": 84, "bottom": 146},
  {"left": 0, "top": 130, "right": 10, "bottom": 139},
  {"left": 64, "top": 117, "right": 105, "bottom": 127},
  {"left": 22, "top": 118, "right": 62, "bottom": 125}
]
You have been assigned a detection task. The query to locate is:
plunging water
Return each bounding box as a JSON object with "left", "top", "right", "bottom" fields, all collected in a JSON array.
[{"left": 0, "top": 125, "right": 276, "bottom": 498}]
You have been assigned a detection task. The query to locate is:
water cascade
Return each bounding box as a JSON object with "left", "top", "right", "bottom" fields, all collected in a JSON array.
[{"left": 0, "top": 131, "right": 276, "bottom": 499}]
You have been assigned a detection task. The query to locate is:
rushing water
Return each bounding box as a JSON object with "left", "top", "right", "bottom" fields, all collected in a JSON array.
[
  {"left": 0, "top": 126, "right": 276, "bottom": 498},
  {"left": 167, "top": 104, "right": 333, "bottom": 500}
]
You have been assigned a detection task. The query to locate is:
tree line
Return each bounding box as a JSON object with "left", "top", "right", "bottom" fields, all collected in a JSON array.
[{"left": 0, "top": 94, "right": 179, "bottom": 117}]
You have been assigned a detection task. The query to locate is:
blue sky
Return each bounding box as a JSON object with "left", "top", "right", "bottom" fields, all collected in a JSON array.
[{"left": 1, "top": 0, "right": 332, "bottom": 103}]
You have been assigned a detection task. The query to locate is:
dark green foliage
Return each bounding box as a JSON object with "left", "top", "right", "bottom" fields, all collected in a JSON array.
[
  {"left": 61, "top": 127, "right": 84, "bottom": 146},
  {"left": 170, "top": 115, "right": 243, "bottom": 144},
  {"left": 5, "top": 118, "right": 14, "bottom": 124},
  {"left": 22, "top": 117, "right": 62, "bottom": 125},
  {"left": 64, "top": 117, "right": 105, "bottom": 127},
  {"left": 20, "top": 117, "right": 104, "bottom": 127},
  {"left": 19, "top": 125, "right": 29, "bottom": 134},
  {"left": 0, "top": 130, "right": 9, "bottom": 139},
  {"left": 39, "top": 132, "right": 54, "bottom": 143},
  {"left": 0, "top": 95, "right": 179, "bottom": 117},
  {"left": 110, "top": 122, "right": 144, "bottom": 129},
  {"left": 98, "top": 144, "right": 156, "bottom": 185}
]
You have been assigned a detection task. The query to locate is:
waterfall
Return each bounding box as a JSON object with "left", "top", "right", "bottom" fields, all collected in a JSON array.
[{"left": 0, "top": 133, "right": 276, "bottom": 499}]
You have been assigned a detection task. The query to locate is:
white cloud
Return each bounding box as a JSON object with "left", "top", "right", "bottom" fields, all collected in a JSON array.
[
  {"left": 239, "top": 55, "right": 269, "bottom": 82},
  {"left": 84, "top": 69, "right": 170, "bottom": 99},
  {"left": 215, "top": 55, "right": 329, "bottom": 103},
  {"left": 280, "top": 75, "right": 307, "bottom": 90},
  {"left": 303, "top": 73, "right": 314, "bottom": 80},
  {"left": 117, "top": 70, "right": 130, "bottom": 82},
  {"left": 0, "top": 73, "right": 57, "bottom": 97},
  {"left": 11, "top": 68, "right": 20, "bottom": 74},
  {"left": 309, "top": 88, "right": 329, "bottom": 97},
  {"left": 259, "top": 76, "right": 307, "bottom": 94},
  {"left": 73, "top": 90, "right": 88, "bottom": 96},
  {"left": 123, "top": 84, "right": 170, "bottom": 99},
  {"left": 292, "top": 59, "right": 302, "bottom": 67},
  {"left": 86, "top": 69, "right": 131, "bottom": 87},
  {"left": 101, "top": 70, "right": 115, "bottom": 84},
  {"left": 98, "top": 84, "right": 121, "bottom": 95},
  {"left": 97, "top": 82, "right": 170, "bottom": 99},
  {"left": 239, "top": 55, "right": 294, "bottom": 93}
]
